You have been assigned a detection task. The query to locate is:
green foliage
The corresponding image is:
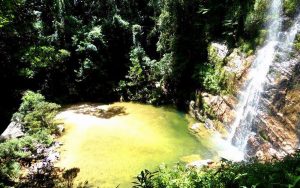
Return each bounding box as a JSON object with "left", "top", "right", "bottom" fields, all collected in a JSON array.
[
  {"left": 12, "top": 91, "right": 61, "bottom": 134},
  {"left": 21, "top": 46, "right": 70, "bottom": 78},
  {"left": 156, "top": 0, "right": 178, "bottom": 53},
  {"left": 207, "top": 45, "right": 224, "bottom": 66},
  {"left": 197, "top": 64, "right": 222, "bottom": 94},
  {"left": 244, "top": 0, "right": 268, "bottom": 37},
  {"left": 133, "top": 170, "right": 157, "bottom": 188},
  {"left": 0, "top": 0, "right": 265, "bottom": 114},
  {"left": 294, "top": 34, "right": 300, "bottom": 51},
  {"left": 239, "top": 40, "right": 254, "bottom": 55},
  {"left": 0, "top": 91, "right": 58, "bottom": 186},
  {"left": 196, "top": 45, "right": 230, "bottom": 94},
  {"left": 238, "top": 29, "right": 267, "bottom": 56},
  {"left": 139, "top": 151, "right": 300, "bottom": 188},
  {"left": 0, "top": 16, "right": 9, "bottom": 28},
  {"left": 255, "top": 29, "right": 268, "bottom": 46},
  {"left": 0, "top": 131, "right": 53, "bottom": 184},
  {"left": 284, "top": 0, "right": 300, "bottom": 17},
  {"left": 73, "top": 25, "right": 105, "bottom": 53},
  {"left": 0, "top": 0, "right": 25, "bottom": 28},
  {"left": 0, "top": 0, "right": 272, "bottom": 132},
  {"left": 118, "top": 46, "right": 169, "bottom": 104}
]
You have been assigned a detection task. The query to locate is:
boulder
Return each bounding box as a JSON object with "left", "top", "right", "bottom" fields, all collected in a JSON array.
[
  {"left": 201, "top": 93, "right": 237, "bottom": 125},
  {"left": 0, "top": 121, "right": 24, "bottom": 140},
  {"left": 210, "top": 42, "right": 229, "bottom": 62},
  {"left": 57, "top": 124, "right": 65, "bottom": 134},
  {"left": 224, "top": 49, "right": 254, "bottom": 81},
  {"left": 190, "top": 123, "right": 201, "bottom": 131}
]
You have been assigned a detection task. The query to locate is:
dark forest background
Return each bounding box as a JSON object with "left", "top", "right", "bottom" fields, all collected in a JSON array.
[{"left": 0, "top": 0, "right": 266, "bottom": 132}]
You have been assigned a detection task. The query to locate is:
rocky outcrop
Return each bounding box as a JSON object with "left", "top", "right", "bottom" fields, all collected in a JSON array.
[
  {"left": 190, "top": 42, "right": 300, "bottom": 160},
  {"left": 224, "top": 49, "right": 254, "bottom": 86},
  {"left": 189, "top": 43, "right": 252, "bottom": 132},
  {"left": 247, "top": 59, "right": 300, "bottom": 160},
  {"left": 0, "top": 121, "right": 24, "bottom": 141},
  {"left": 189, "top": 93, "right": 237, "bottom": 127}
]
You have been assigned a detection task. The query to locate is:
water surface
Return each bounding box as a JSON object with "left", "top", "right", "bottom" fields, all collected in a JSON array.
[{"left": 56, "top": 102, "right": 214, "bottom": 187}]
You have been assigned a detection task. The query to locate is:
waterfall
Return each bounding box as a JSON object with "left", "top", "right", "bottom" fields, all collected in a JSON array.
[
  {"left": 229, "top": 0, "right": 300, "bottom": 153},
  {"left": 228, "top": 0, "right": 283, "bottom": 150},
  {"left": 270, "top": 13, "right": 300, "bottom": 79}
]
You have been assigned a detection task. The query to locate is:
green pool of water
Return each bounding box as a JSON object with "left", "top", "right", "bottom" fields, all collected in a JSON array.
[{"left": 56, "top": 102, "right": 215, "bottom": 187}]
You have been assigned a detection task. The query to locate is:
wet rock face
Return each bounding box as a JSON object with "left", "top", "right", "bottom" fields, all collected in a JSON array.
[
  {"left": 224, "top": 49, "right": 254, "bottom": 83},
  {"left": 210, "top": 42, "right": 229, "bottom": 61},
  {"left": 190, "top": 42, "right": 300, "bottom": 160},
  {"left": 251, "top": 59, "right": 300, "bottom": 159},
  {"left": 189, "top": 43, "right": 250, "bottom": 130},
  {"left": 202, "top": 93, "right": 237, "bottom": 125},
  {"left": 189, "top": 92, "right": 237, "bottom": 131}
]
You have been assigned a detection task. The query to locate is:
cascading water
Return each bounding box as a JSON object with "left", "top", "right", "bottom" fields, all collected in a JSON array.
[
  {"left": 274, "top": 13, "right": 300, "bottom": 69},
  {"left": 229, "top": 0, "right": 300, "bottom": 153},
  {"left": 228, "top": 0, "right": 283, "bottom": 151}
]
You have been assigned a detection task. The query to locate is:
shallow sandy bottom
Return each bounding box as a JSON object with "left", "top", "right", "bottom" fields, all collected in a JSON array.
[{"left": 56, "top": 102, "right": 215, "bottom": 187}]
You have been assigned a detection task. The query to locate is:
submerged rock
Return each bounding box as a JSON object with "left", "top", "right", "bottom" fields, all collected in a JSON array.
[
  {"left": 186, "top": 159, "right": 213, "bottom": 168},
  {"left": 181, "top": 154, "right": 202, "bottom": 163}
]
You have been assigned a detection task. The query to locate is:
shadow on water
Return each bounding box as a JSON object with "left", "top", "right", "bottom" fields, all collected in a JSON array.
[
  {"left": 68, "top": 104, "right": 128, "bottom": 119},
  {"left": 56, "top": 102, "right": 218, "bottom": 187}
]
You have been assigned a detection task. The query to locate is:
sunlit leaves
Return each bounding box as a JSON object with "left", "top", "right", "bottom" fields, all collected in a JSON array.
[
  {"left": 118, "top": 46, "right": 168, "bottom": 104},
  {"left": 21, "top": 46, "right": 70, "bottom": 78},
  {"left": 0, "top": 16, "right": 9, "bottom": 28},
  {"left": 12, "top": 90, "right": 61, "bottom": 134},
  {"left": 113, "top": 14, "right": 130, "bottom": 29},
  {"left": 283, "top": 0, "right": 300, "bottom": 16},
  {"left": 73, "top": 25, "right": 105, "bottom": 52}
]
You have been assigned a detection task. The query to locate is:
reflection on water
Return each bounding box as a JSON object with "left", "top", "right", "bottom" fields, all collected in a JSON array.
[{"left": 56, "top": 102, "right": 216, "bottom": 188}]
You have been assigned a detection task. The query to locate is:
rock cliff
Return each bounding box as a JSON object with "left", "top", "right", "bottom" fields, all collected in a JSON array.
[{"left": 190, "top": 42, "right": 300, "bottom": 160}]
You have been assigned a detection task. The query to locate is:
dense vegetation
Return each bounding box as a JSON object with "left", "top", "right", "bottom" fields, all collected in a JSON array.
[
  {"left": 2, "top": 92, "right": 299, "bottom": 187},
  {"left": 0, "top": 0, "right": 270, "bottom": 132},
  {"left": 1, "top": 0, "right": 300, "bottom": 187},
  {"left": 0, "top": 91, "right": 85, "bottom": 187},
  {"left": 134, "top": 151, "right": 300, "bottom": 188}
]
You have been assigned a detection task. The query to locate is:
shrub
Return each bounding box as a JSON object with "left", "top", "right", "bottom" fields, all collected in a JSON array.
[
  {"left": 196, "top": 44, "right": 236, "bottom": 95},
  {"left": 139, "top": 151, "right": 300, "bottom": 188},
  {"left": 118, "top": 47, "right": 169, "bottom": 104},
  {"left": 244, "top": 0, "right": 268, "bottom": 37},
  {"left": 12, "top": 91, "right": 61, "bottom": 134},
  {"left": 0, "top": 131, "right": 53, "bottom": 184},
  {"left": 133, "top": 170, "right": 157, "bottom": 188},
  {"left": 283, "top": 0, "right": 300, "bottom": 17}
]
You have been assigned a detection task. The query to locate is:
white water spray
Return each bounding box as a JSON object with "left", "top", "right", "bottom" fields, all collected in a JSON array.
[
  {"left": 229, "top": 0, "right": 300, "bottom": 153},
  {"left": 229, "top": 0, "right": 283, "bottom": 150}
]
